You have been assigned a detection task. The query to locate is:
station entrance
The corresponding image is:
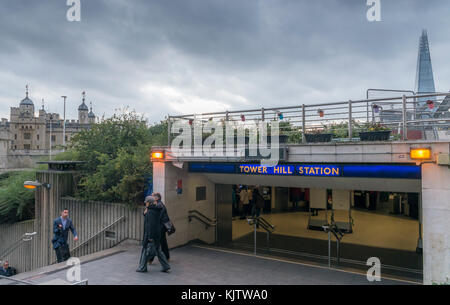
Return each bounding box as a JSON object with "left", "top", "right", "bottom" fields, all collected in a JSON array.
[{"left": 205, "top": 165, "right": 423, "bottom": 281}]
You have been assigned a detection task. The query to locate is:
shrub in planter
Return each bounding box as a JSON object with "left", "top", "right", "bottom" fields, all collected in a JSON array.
[{"left": 359, "top": 123, "right": 391, "bottom": 141}]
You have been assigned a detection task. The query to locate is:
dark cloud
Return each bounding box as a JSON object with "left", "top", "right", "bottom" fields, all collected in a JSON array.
[{"left": 0, "top": 0, "right": 449, "bottom": 123}]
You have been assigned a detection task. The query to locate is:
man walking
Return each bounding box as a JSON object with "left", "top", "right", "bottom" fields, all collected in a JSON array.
[
  {"left": 52, "top": 208, "right": 78, "bottom": 263},
  {"left": 153, "top": 192, "right": 171, "bottom": 261},
  {"left": 136, "top": 196, "right": 171, "bottom": 273}
]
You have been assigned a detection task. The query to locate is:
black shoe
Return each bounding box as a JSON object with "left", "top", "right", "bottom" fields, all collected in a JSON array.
[
  {"left": 161, "top": 268, "right": 171, "bottom": 273},
  {"left": 136, "top": 268, "right": 147, "bottom": 273}
]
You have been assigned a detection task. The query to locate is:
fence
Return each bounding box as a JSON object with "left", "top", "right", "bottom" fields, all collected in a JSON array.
[
  {"left": 0, "top": 198, "right": 145, "bottom": 274},
  {"left": 0, "top": 220, "right": 35, "bottom": 273},
  {"left": 168, "top": 93, "right": 450, "bottom": 143}
]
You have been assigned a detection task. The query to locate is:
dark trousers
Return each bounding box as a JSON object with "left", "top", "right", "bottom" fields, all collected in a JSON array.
[
  {"left": 160, "top": 230, "right": 170, "bottom": 260},
  {"left": 55, "top": 243, "right": 71, "bottom": 263},
  {"left": 137, "top": 240, "right": 170, "bottom": 272}
]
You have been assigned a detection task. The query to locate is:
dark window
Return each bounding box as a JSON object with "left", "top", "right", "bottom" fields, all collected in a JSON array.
[
  {"left": 37, "top": 145, "right": 39, "bottom": 150},
  {"left": 24, "top": 144, "right": 30, "bottom": 150},
  {"left": 14, "top": 134, "right": 17, "bottom": 140},
  {"left": 51, "top": 135, "right": 56, "bottom": 142},
  {"left": 24, "top": 133, "right": 31, "bottom": 140},
  {"left": 37, "top": 134, "right": 40, "bottom": 140},
  {"left": 196, "top": 186, "right": 207, "bottom": 201}
]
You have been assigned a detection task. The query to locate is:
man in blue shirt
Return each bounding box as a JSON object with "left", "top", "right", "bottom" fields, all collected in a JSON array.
[
  {"left": 0, "top": 261, "right": 17, "bottom": 277},
  {"left": 52, "top": 208, "right": 78, "bottom": 263}
]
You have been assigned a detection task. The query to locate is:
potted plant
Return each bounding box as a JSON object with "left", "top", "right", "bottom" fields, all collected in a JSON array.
[
  {"left": 359, "top": 122, "right": 391, "bottom": 141},
  {"left": 305, "top": 128, "right": 333, "bottom": 143}
]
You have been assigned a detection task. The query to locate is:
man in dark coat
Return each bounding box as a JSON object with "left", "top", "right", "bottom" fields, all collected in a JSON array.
[
  {"left": 0, "top": 261, "right": 17, "bottom": 277},
  {"left": 155, "top": 192, "right": 171, "bottom": 261},
  {"left": 136, "top": 196, "right": 171, "bottom": 273},
  {"left": 252, "top": 186, "right": 265, "bottom": 218},
  {"left": 52, "top": 208, "right": 78, "bottom": 263}
]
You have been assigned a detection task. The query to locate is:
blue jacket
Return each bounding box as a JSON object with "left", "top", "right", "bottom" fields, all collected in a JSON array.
[{"left": 52, "top": 217, "right": 77, "bottom": 249}]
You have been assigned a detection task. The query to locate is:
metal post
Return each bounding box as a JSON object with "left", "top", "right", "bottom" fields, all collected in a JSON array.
[
  {"left": 49, "top": 115, "right": 52, "bottom": 161},
  {"left": 167, "top": 115, "right": 171, "bottom": 146},
  {"left": 254, "top": 219, "right": 257, "bottom": 255},
  {"left": 348, "top": 100, "right": 353, "bottom": 140},
  {"left": 417, "top": 191, "right": 423, "bottom": 253},
  {"left": 402, "top": 95, "right": 408, "bottom": 140},
  {"left": 328, "top": 230, "right": 331, "bottom": 268},
  {"left": 336, "top": 239, "right": 340, "bottom": 266},
  {"left": 302, "top": 104, "right": 306, "bottom": 144},
  {"left": 261, "top": 108, "right": 265, "bottom": 121},
  {"left": 61, "top": 96, "right": 67, "bottom": 151}
]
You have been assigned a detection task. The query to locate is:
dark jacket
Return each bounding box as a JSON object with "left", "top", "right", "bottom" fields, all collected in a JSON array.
[
  {"left": 254, "top": 189, "right": 265, "bottom": 209},
  {"left": 0, "top": 267, "right": 17, "bottom": 277},
  {"left": 52, "top": 217, "right": 77, "bottom": 249},
  {"left": 160, "top": 202, "right": 170, "bottom": 233},
  {"left": 142, "top": 201, "right": 164, "bottom": 247}
]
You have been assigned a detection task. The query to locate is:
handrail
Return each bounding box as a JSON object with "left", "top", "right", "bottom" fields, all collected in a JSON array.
[
  {"left": 247, "top": 216, "right": 275, "bottom": 234},
  {"left": 70, "top": 216, "right": 125, "bottom": 255},
  {"left": 188, "top": 213, "right": 217, "bottom": 229},
  {"left": 188, "top": 210, "right": 217, "bottom": 224},
  {"left": 0, "top": 275, "right": 36, "bottom": 285},
  {"left": 0, "top": 232, "right": 37, "bottom": 259}
]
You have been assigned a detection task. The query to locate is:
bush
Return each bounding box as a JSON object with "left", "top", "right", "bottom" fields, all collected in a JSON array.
[
  {"left": 67, "top": 109, "right": 167, "bottom": 204},
  {"left": 0, "top": 171, "right": 36, "bottom": 224}
]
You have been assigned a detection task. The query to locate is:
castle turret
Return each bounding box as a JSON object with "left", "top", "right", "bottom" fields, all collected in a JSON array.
[
  {"left": 78, "top": 91, "right": 89, "bottom": 124},
  {"left": 88, "top": 102, "right": 96, "bottom": 124},
  {"left": 19, "top": 85, "right": 34, "bottom": 118}
]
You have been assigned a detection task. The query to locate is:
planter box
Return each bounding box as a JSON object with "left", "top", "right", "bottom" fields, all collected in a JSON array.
[
  {"left": 359, "top": 131, "right": 391, "bottom": 141},
  {"left": 305, "top": 133, "right": 333, "bottom": 143}
]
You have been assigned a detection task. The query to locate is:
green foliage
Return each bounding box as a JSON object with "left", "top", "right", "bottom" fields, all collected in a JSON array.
[
  {"left": 68, "top": 109, "right": 167, "bottom": 204},
  {"left": 0, "top": 171, "right": 36, "bottom": 224}
]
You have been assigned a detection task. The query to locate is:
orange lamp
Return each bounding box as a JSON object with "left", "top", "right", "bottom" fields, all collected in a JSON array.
[
  {"left": 151, "top": 151, "right": 164, "bottom": 160},
  {"left": 24, "top": 184, "right": 37, "bottom": 190},
  {"left": 410, "top": 148, "right": 431, "bottom": 160}
]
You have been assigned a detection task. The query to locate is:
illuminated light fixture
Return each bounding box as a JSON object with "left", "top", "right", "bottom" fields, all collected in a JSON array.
[
  {"left": 151, "top": 151, "right": 164, "bottom": 160},
  {"left": 318, "top": 109, "right": 324, "bottom": 118},
  {"left": 23, "top": 181, "right": 50, "bottom": 190},
  {"left": 241, "top": 115, "right": 245, "bottom": 122},
  {"left": 410, "top": 148, "right": 432, "bottom": 160}
]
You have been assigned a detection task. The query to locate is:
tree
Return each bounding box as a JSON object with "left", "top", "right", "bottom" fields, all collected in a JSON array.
[
  {"left": 0, "top": 171, "right": 36, "bottom": 224},
  {"left": 68, "top": 109, "right": 168, "bottom": 204}
]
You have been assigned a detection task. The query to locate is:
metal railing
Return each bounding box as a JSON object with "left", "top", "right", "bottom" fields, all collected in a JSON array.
[
  {"left": 52, "top": 216, "right": 126, "bottom": 263},
  {"left": 247, "top": 216, "right": 275, "bottom": 255},
  {"left": 0, "top": 275, "right": 89, "bottom": 286},
  {"left": 188, "top": 210, "right": 217, "bottom": 229},
  {"left": 0, "top": 232, "right": 37, "bottom": 260},
  {"left": 322, "top": 224, "right": 345, "bottom": 268},
  {"left": 167, "top": 92, "right": 450, "bottom": 143},
  {"left": 0, "top": 275, "right": 36, "bottom": 285}
]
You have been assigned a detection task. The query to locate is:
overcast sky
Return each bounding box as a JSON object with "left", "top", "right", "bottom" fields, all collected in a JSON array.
[{"left": 1, "top": 0, "right": 449, "bottom": 123}]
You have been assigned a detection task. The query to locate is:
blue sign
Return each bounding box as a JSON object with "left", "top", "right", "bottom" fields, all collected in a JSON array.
[
  {"left": 239, "top": 164, "right": 295, "bottom": 176},
  {"left": 188, "top": 162, "right": 421, "bottom": 179},
  {"left": 297, "top": 165, "right": 341, "bottom": 177}
]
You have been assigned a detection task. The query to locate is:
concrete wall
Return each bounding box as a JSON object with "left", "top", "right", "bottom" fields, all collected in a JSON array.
[
  {"left": 154, "top": 161, "right": 216, "bottom": 250},
  {"left": 422, "top": 162, "right": 450, "bottom": 284},
  {"left": 0, "top": 220, "right": 35, "bottom": 273}
]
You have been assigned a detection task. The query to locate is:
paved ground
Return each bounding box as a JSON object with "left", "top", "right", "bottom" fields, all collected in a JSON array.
[{"left": 20, "top": 244, "right": 414, "bottom": 285}]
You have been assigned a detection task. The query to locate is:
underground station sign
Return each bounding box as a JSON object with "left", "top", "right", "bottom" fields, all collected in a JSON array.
[{"left": 188, "top": 163, "right": 421, "bottom": 179}]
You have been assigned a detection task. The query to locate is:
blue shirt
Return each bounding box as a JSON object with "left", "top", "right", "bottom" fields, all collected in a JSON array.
[{"left": 60, "top": 216, "right": 67, "bottom": 230}]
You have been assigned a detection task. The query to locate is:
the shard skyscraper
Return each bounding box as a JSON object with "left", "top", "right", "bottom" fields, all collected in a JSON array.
[{"left": 415, "top": 30, "right": 437, "bottom": 116}]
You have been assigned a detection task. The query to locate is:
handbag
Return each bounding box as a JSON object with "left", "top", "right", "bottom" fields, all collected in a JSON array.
[{"left": 164, "top": 221, "right": 176, "bottom": 235}]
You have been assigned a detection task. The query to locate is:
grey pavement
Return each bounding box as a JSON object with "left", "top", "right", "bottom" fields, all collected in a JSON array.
[{"left": 20, "top": 243, "right": 414, "bottom": 285}]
